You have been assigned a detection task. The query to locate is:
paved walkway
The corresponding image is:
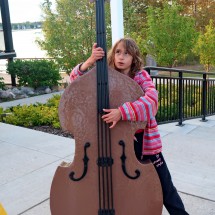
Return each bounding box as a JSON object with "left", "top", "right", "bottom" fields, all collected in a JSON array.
[{"left": 0, "top": 93, "right": 215, "bottom": 215}]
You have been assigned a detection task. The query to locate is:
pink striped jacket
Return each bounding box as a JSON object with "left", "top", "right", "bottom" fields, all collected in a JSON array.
[{"left": 70, "top": 64, "right": 162, "bottom": 155}]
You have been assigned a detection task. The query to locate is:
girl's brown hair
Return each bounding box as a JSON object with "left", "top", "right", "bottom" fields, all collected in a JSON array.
[{"left": 107, "top": 38, "right": 143, "bottom": 78}]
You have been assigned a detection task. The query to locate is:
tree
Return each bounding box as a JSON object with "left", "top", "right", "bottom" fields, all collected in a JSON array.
[
  {"left": 145, "top": 3, "right": 198, "bottom": 67},
  {"left": 128, "top": 0, "right": 215, "bottom": 33},
  {"left": 194, "top": 20, "right": 215, "bottom": 72},
  {"left": 38, "top": 0, "right": 111, "bottom": 73},
  {"left": 123, "top": 0, "right": 167, "bottom": 58},
  {"left": 177, "top": 0, "right": 215, "bottom": 32},
  {"left": 39, "top": 0, "right": 169, "bottom": 69}
]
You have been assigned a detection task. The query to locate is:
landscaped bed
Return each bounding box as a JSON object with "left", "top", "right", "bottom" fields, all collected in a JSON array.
[{"left": 0, "top": 94, "right": 73, "bottom": 139}]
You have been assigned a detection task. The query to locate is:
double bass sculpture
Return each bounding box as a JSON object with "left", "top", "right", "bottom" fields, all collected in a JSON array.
[{"left": 50, "top": 0, "right": 163, "bottom": 214}]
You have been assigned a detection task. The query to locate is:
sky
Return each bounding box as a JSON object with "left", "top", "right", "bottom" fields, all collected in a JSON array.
[{"left": 1, "top": 0, "right": 55, "bottom": 23}]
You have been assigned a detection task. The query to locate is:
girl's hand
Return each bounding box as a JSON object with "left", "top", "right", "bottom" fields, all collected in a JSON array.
[
  {"left": 90, "top": 43, "right": 105, "bottom": 64},
  {"left": 102, "top": 108, "right": 121, "bottom": 128},
  {"left": 80, "top": 43, "right": 104, "bottom": 72}
]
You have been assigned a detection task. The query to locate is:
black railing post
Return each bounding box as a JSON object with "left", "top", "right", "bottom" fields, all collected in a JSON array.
[
  {"left": 144, "top": 67, "right": 151, "bottom": 75},
  {"left": 143, "top": 66, "right": 215, "bottom": 124},
  {"left": 201, "top": 73, "right": 207, "bottom": 121},
  {"left": 178, "top": 72, "right": 183, "bottom": 126},
  {"left": 0, "top": 0, "right": 16, "bottom": 86}
]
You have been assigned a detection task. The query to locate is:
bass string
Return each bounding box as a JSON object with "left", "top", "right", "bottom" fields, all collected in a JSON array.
[{"left": 96, "top": 0, "right": 114, "bottom": 212}]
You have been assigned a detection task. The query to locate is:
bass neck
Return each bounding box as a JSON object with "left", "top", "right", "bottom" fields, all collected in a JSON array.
[{"left": 95, "top": 0, "right": 109, "bottom": 113}]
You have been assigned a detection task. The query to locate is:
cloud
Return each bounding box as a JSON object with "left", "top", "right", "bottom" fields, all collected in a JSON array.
[
  {"left": 0, "top": 0, "right": 55, "bottom": 23},
  {"left": 8, "top": 0, "right": 43, "bottom": 23}
]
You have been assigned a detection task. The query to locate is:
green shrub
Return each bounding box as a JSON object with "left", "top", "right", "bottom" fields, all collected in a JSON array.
[
  {"left": 156, "top": 83, "right": 204, "bottom": 122},
  {"left": 1, "top": 95, "right": 61, "bottom": 128},
  {"left": 0, "top": 107, "right": 3, "bottom": 115},
  {"left": 0, "top": 77, "right": 5, "bottom": 89},
  {"left": 7, "top": 59, "right": 62, "bottom": 89}
]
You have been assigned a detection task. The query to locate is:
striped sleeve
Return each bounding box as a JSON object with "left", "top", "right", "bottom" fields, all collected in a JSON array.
[
  {"left": 118, "top": 70, "right": 158, "bottom": 122},
  {"left": 69, "top": 63, "right": 84, "bottom": 82}
]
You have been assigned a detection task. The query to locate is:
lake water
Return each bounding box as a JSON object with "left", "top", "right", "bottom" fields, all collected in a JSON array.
[{"left": 0, "top": 29, "right": 47, "bottom": 72}]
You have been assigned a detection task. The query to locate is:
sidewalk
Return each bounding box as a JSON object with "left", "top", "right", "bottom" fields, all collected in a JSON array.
[
  {"left": 0, "top": 91, "right": 64, "bottom": 110},
  {"left": 0, "top": 94, "right": 215, "bottom": 215}
]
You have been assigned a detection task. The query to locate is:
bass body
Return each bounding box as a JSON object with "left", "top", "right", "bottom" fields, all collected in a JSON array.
[{"left": 50, "top": 67, "right": 163, "bottom": 214}]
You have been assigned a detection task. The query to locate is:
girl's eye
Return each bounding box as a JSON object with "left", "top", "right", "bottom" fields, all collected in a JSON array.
[{"left": 115, "top": 50, "right": 120, "bottom": 54}]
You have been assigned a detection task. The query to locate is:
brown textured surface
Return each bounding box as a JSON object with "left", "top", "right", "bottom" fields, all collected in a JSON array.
[{"left": 50, "top": 67, "right": 163, "bottom": 214}]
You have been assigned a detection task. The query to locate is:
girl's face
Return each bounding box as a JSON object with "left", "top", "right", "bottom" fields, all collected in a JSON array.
[{"left": 114, "top": 42, "right": 133, "bottom": 76}]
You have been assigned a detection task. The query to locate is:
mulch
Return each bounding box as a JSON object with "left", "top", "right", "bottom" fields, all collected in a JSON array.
[{"left": 29, "top": 125, "right": 73, "bottom": 139}]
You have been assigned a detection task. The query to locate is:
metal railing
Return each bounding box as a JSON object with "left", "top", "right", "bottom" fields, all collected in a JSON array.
[
  {"left": 144, "top": 66, "right": 215, "bottom": 125},
  {"left": 2, "top": 62, "right": 215, "bottom": 125}
]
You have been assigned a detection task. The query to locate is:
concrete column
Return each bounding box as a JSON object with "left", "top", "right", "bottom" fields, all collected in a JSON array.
[{"left": 110, "top": 0, "right": 124, "bottom": 46}]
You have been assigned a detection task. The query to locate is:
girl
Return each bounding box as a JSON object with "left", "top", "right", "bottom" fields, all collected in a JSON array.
[{"left": 70, "top": 38, "right": 189, "bottom": 215}]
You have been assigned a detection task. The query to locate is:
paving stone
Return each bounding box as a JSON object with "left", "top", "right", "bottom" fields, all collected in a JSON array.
[
  {"left": 0, "top": 160, "right": 64, "bottom": 215},
  {"left": 162, "top": 133, "right": 215, "bottom": 201},
  {"left": 162, "top": 192, "right": 215, "bottom": 215},
  {"left": 0, "top": 123, "right": 75, "bottom": 158},
  {"left": 0, "top": 141, "right": 59, "bottom": 186},
  {"left": 1, "top": 93, "right": 215, "bottom": 214}
]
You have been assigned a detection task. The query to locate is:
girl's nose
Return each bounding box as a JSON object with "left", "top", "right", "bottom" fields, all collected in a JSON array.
[{"left": 118, "top": 53, "right": 124, "bottom": 59}]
